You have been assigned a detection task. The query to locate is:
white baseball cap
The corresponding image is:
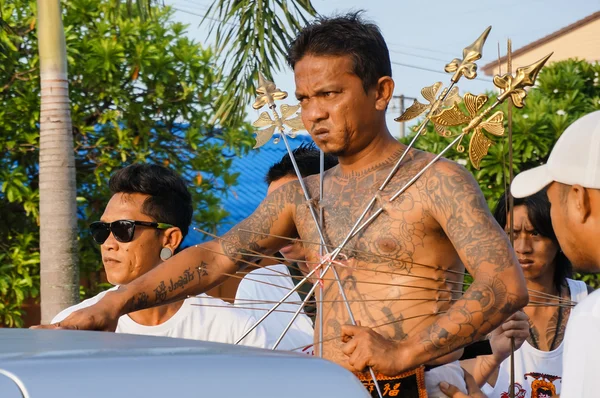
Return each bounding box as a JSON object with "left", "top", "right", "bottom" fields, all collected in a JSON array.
[{"left": 511, "top": 110, "right": 600, "bottom": 198}]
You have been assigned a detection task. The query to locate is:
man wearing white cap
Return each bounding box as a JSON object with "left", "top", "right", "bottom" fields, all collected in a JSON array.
[{"left": 511, "top": 110, "right": 600, "bottom": 398}]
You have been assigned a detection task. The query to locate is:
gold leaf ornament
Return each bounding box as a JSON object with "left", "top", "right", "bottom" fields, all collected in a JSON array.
[{"left": 396, "top": 83, "right": 461, "bottom": 137}]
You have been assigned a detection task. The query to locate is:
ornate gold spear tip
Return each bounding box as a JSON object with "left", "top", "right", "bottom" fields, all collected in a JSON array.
[
  {"left": 252, "top": 71, "right": 288, "bottom": 110},
  {"left": 445, "top": 26, "right": 492, "bottom": 82},
  {"left": 430, "top": 52, "right": 551, "bottom": 169},
  {"left": 494, "top": 52, "right": 553, "bottom": 108},
  {"left": 251, "top": 72, "right": 306, "bottom": 148}
]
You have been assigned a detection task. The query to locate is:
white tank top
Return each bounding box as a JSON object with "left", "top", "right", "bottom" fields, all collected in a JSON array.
[{"left": 482, "top": 278, "right": 588, "bottom": 398}]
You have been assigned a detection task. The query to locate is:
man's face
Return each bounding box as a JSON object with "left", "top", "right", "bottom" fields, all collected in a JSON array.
[
  {"left": 547, "top": 182, "right": 595, "bottom": 271},
  {"left": 294, "top": 54, "right": 381, "bottom": 157},
  {"left": 99, "top": 193, "right": 164, "bottom": 285},
  {"left": 509, "top": 205, "right": 559, "bottom": 282},
  {"left": 267, "top": 175, "right": 308, "bottom": 272}
]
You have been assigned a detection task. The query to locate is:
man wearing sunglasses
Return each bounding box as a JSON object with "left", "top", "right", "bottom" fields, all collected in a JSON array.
[{"left": 51, "top": 164, "right": 268, "bottom": 348}]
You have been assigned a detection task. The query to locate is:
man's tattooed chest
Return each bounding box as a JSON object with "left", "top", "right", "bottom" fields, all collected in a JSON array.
[{"left": 295, "top": 169, "right": 433, "bottom": 268}]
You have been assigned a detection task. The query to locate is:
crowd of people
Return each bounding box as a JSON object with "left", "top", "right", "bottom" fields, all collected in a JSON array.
[{"left": 32, "top": 12, "right": 600, "bottom": 398}]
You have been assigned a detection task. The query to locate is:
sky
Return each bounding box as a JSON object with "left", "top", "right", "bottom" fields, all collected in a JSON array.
[{"left": 164, "top": 0, "right": 600, "bottom": 136}]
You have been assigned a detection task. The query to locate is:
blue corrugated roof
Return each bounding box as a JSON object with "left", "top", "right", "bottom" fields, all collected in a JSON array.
[{"left": 186, "top": 134, "right": 314, "bottom": 244}]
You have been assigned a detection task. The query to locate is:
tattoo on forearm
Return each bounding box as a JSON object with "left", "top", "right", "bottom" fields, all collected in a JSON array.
[
  {"left": 422, "top": 274, "right": 508, "bottom": 355},
  {"left": 197, "top": 261, "right": 209, "bottom": 279},
  {"left": 168, "top": 267, "right": 196, "bottom": 293},
  {"left": 154, "top": 281, "right": 167, "bottom": 304},
  {"left": 131, "top": 292, "right": 149, "bottom": 311},
  {"left": 500, "top": 293, "right": 522, "bottom": 315}
]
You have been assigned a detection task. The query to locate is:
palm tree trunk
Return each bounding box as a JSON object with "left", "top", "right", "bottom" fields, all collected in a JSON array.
[{"left": 37, "top": 0, "right": 79, "bottom": 323}]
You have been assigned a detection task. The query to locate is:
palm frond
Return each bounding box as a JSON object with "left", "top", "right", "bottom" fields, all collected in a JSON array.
[{"left": 203, "top": 0, "right": 317, "bottom": 126}]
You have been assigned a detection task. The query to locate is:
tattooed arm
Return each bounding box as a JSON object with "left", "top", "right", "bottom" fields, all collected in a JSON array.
[
  {"left": 404, "top": 160, "right": 529, "bottom": 370},
  {"left": 341, "top": 160, "right": 528, "bottom": 375},
  {"left": 38, "top": 181, "right": 303, "bottom": 331}
]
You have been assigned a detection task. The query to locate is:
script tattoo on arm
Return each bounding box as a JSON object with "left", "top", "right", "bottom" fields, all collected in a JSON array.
[
  {"left": 128, "top": 266, "right": 208, "bottom": 311},
  {"left": 409, "top": 160, "right": 528, "bottom": 362},
  {"left": 130, "top": 292, "right": 149, "bottom": 311}
]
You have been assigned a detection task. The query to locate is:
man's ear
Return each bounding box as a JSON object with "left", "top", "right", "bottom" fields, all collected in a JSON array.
[
  {"left": 572, "top": 184, "right": 591, "bottom": 223},
  {"left": 162, "top": 227, "right": 183, "bottom": 252},
  {"left": 375, "top": 76, "right": 394, "bottom": 111}
]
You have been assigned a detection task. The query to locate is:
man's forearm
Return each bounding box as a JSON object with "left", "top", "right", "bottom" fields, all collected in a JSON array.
[
  {"left": 106, "top": 243, "right": 238, "bottom": 316},
  {"left": 396, "top": 276, "right": 526, "bottom": 372},
  {"left": 470, "top": 355, "right": 500, "bottom": 387}
]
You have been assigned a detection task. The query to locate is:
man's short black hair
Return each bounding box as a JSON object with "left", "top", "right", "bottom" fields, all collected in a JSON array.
[
  {"left": 109, "top": 164, "right": 193, "bottom": 242},
  {"left": 266, "top": 143, "right": 338, "bottom": 185},
  {"left": 494, "top": 189, "right": 572, "bottom": 293},
  {"left": 286, "top": 11, "right": 392, "bottom": 92}
]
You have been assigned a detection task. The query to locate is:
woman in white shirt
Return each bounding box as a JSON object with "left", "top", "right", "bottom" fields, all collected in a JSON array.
[{"left": 472, "top": 189, "right": 591, "bottom": 397}]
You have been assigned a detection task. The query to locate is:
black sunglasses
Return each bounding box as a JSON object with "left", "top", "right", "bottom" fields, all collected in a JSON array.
[{"left": 90, "top": 219, "right": 173, "bottom": 244}]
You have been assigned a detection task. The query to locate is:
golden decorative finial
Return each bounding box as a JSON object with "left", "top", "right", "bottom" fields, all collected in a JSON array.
[
  {"left": 394, "top": 28, "right": 491, "bottom": 144},
  {"left": 395, "top": 82, "right": 460, "bottom": 136},
  {"left": 251, "top": 72, "right": 305, "bottom": 148},
  {"left": 430, "top": 53, "right": 552, "bottom": 169},
  {"left": 252, "top": 72, "right": 288, "bottom": 110},
  {"left": 444, "top": 26, "right": 492, "bottom": 82},
  {"left": 494, "top": 52, "right": 553, "bottom": 108}
]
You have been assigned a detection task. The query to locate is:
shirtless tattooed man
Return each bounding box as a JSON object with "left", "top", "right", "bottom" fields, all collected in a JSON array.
[{"left": 40, "top": 13, "right": 528, "bottom": 398}]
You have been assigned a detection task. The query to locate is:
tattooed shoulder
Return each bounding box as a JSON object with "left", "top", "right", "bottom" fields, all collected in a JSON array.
[{"left": 419, "top": 159, "right": 514, "bottom": 274}]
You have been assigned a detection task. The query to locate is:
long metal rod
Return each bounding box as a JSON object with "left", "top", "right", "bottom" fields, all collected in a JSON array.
[
  {"left": 211, "top": 228, "right": 578, "bottom": 305},
  {"left": 288, "top": 311, "right": 450, "bottom": 353},
  {"left": 324, "top": 83, "right": 457, "bottom": 263},
  {"left": 277, "top": 131, "right": 383, "bottom": 398},
  {"left": 507, "top": 38, "right": 516, "bottom": 398},
  {"left": 234, "top": 255, "right": 332, "bottom": 344},
  {"left": 318, "top": 149, "right": 325, "bottom": 358},
  {"left": 230, "top": 129, "right": 382, "bottom": 395},
  {"left": 339, "top": 133, "right": 464, "bottom": 245},
  {"left": 272, "top": 273, "right": 320, "bottom": 350}
]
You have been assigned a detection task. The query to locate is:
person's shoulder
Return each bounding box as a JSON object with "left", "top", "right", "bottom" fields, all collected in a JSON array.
[
  {"left": 431, "top": 155, "right": 472, "bottom": 179},
  {"left": 303, "top": 165, "right": 336, "bottom": 189},
  {"left": 408, "top": 148, "right": 482, "bottom": 204},
  {"left": 566, "top": 277, "right": 591, "bottom": 299},
  {"left": 404, "top": 147, "right": 472, "bottom": 180},
  {"left": 51, "top": 286, "right": 119, "bottom": 324},
  {"left": 571, "top": 289, "right": 600, "bottom": 318}
]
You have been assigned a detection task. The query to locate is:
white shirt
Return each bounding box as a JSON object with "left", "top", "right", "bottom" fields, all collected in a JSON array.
[
  {"left": 482, "top": 278, "right": 588, "bottom": 398},
  {"left": 561, "top": 287, "right": 600, "bottom": 397},
  {"left": 52, "top": 287, "right": 268, "bottom": 348},
  {"left": 235, "top": 264, "right": 314, "bottom": 355}
]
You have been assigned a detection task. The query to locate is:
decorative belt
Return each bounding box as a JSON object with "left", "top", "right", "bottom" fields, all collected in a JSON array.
[{"left": 355, "top": 366, "right": 427, "bottom": 398}]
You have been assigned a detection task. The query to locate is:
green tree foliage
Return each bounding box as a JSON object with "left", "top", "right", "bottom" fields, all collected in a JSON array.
[
  {"left": 203, "top": 0, "right": 317, "bottom": 125},
  {"left": 0, "top": 0, "right": 254, "bottom": 326},
  {"left": 402, "top": 59, "right": 600, "bottom": 287}
]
